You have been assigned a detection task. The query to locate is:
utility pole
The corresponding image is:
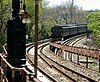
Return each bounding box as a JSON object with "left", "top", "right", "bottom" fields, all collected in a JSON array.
[{"left": 34, "top": 0, "right": 39, "bottom": 78}]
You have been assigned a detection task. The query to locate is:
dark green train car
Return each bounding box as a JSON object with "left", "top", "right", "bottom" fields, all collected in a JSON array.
[{"left": 51, "top": 24, "right": 89, "bottom": 40}]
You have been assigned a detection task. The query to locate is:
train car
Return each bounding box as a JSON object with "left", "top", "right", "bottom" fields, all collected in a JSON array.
[
  {"left": 51, "top": 25, "right": 71, "bottom": 40},
  {"left": 61, "top": 26, "right": 70, "bottom": 38},
  {"left": 77, "top": 24, "right": 87, "bottom": 34},
  {"left": 69, "top": 25, "right": 77, "bottom": 36},
  {"left": 51, "top": 25, "right": 63, "bottom": 39},
  {"left": 51, "top": 24, "right": 88, "bottom": 40}
]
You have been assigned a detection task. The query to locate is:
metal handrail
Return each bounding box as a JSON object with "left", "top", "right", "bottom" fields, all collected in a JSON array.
[
  {"left": 0, "top": 53, "right": 40, "bottom": 82},
  {"left": 50, "top": 42, "right": 100, "bottom": 59},
  {"left": 1, "top": 39, "right": 51, "bottom": 82}
]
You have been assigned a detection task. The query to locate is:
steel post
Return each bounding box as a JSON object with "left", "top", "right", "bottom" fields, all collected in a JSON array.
[
  {"left": 77, "top": 54, "right": 79, "bottom": 65},
  {"left": 86, "top": 56, "right": 88, "bottom": 68}
]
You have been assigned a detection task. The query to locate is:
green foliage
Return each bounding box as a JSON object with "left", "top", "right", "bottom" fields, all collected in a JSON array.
[
  {"left": 25, "top": 0, "right": 89, "bottom": 42},
  {"left": 38, "top": 24, "right": 51, "bottom": 40},
  {"left": 26, "top": 0, "right": 52, "bottom": 42},
  {"left": 0, "top": 33, "right": 6, "bottom": 52},
  {"left": 87, "top": 12, "right": 100, "bottom": 46},
  {"left": 0, "top": 0, "right": 89, "bottom": 47},
  {"left": 25, "top": 0, "right": 35, "bottom": 42},
  {"left": 0, "top": 0, "right": 11, "bottom": 51}
]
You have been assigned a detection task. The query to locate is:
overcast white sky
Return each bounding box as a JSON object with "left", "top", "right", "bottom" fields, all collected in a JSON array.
[{"left": 46, "top": 0, "right": 100, "bottom": 10}]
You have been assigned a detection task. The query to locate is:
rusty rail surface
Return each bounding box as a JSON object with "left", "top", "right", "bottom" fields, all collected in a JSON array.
[
  {"left": 40, "top": 44, "right": 99, "bottom": 82},
  {"left": 50, "top": 42, "right": 100, "bottom": 59},
  {"left": 26, "top": 53, "right": 58, "bottom": 82},
  {"left": 0, "top": 53, "right": 40, "bottom": 82},
  {"left": 26, "top": 43, "right": 59, "bottom": 82}
]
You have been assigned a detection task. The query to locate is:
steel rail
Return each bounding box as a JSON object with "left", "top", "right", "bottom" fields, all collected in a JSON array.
[
  {"left": 39, "top": 44, "right": 98, "bottom": 82},
  {"left": 26, "top": 43, "right": 58, "bottom": 82},
  {"left": 26, "top": 55, "right": 58, "bottom": 82},
  {"left": 39, "top": 45, "right": 77, "bottom": 82},
  {"left": 26, "top": 36, "right": 98, "bottom": 82}
]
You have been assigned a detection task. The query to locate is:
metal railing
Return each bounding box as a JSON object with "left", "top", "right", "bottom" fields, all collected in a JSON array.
[
  {"left": 50, "top": 42, "right": 100, "bottom": 59},
  {"left": 0, "top": 39, "right": 51, "bottom": 82},
  {"left": 0, "top": 53, "right": 40, "bottom": 82}
]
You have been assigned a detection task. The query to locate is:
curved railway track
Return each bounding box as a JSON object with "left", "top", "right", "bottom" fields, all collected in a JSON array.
[
  {"left": 39, "top": 44, "right": 97, "bottom": 82},
  {"left": 26, "top": 35, "right": 99, "bottom": 82},
  {"left": 26, "top": 40, "right": 59, "bottom": 82},
  {"left": 26, "top": 36, "right": 84, "bottom": 82},
  {"left": 2, "top": 35, "right": 99, "bottom": 82}
]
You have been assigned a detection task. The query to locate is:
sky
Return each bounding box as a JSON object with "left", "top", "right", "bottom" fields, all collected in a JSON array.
[{"left": 45, "top": 0, "right": 100, "bottom": 10}]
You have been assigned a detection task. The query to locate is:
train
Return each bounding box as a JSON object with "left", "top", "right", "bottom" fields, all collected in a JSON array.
[
  {"left": 51, "top": 24, "right": 90, "bottom": 40},
  {"left": 50, "top": 24, "right": 91, "bottom": 51}
]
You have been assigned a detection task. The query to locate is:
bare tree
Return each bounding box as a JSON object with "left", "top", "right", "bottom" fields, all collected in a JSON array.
[{"left": 41, "top": 0, "right": 88, "bottom": 26}]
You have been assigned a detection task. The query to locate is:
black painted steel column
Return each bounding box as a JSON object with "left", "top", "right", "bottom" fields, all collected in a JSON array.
[
  {"left": 7, "top": 0, "right": 26, "bottom": 81},
  {"left": 12, "top": 0, "right": 20, "bottom": 18}
]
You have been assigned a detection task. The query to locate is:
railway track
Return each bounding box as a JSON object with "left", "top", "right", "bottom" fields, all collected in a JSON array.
[
  {"left": 26, "top": 41, "right": 59, "bottom": 82},
  {"left": 27, "top": 44, "right": 75, "bottom": 82},
  {"left": 27, "top": 35, "right": 99, "bottom": 82},
  {"left": 39, "top": 44, "right": 97, "bottom": 82},
  {"left": 26, "top": 36, "right": 84, "bottom": 82},
  {"left": 1, "top": 34, "right": 99, "bottom": 82}
]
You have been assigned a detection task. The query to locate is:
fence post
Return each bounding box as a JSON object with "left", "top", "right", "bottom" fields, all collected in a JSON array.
[
  {"left": 0, "top": 67, "right": 3, "bottom": 82},
  {"left": 77, "top": 54, "right": 79, "bottom": 65},
  {"left": 22, "top": 71, "right": 26, "bottom": 82},
  {"left": 86, "top": 56, "right": 88, "bottom": 68},
  {"left": 12, "top": 70, "right": 15, "bottom": 82}
]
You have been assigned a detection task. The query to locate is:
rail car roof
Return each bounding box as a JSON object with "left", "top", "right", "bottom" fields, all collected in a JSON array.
[
  {"left": 52, "top": 24, "right": 87, "bottom": 29},
  {"left": 53, "top": 25, "right": 78, "bottom": 29}
]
